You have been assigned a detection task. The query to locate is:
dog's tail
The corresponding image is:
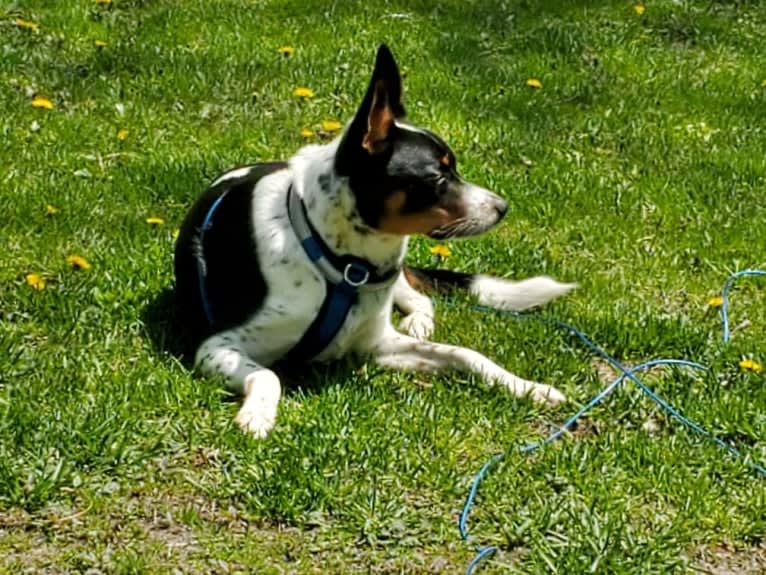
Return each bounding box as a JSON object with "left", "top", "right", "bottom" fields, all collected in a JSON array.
[{"left": 404, "top": 266, "right": 576, "bottom": 311}]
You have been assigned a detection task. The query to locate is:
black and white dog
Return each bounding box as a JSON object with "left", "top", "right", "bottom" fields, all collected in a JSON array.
[{"left": 175, "top": 45, "right": 574, "bottom": 437}]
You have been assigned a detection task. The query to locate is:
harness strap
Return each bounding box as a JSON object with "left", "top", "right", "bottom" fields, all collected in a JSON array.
[
  {"left": 287, "top": 185, "right": 396, "bottom": 288},
  {"left": 197, "top": 190, "right": 230, "bottom": 327},
  {"left": 286, "top": 185, "right": 399, "bottom": 359},
  {"left": 288, "top": 279, "right": 359, "bottom": 359}
]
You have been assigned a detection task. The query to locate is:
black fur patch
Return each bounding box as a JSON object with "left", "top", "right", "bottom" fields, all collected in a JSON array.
[
  {"left": 404, "top": 265, "right": 474, "bottom": 293},
  {"left": 338, "top": 126, "right": 457, "bottom": 228},
  {"left": 318, "top": 173, "right": 332, "bottom": 194},
  {"left": 174, "top": 162, "right": 287, "bottom": 350}
]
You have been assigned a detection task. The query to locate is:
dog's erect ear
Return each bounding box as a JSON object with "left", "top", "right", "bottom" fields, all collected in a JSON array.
[
  {"left": 337, "top": 45, "right": 405, "bottom": 170},
  {"left": 362, "top": 44, "right": 404, "bottom": 153}
]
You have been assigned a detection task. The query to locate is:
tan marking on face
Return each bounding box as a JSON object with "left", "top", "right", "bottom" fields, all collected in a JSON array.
[
  {"left": 377, "top": 191, "right": 457, "bottom": 236},
  {"left": 440, "top": 154, "right": 451, "bottom": 167}
]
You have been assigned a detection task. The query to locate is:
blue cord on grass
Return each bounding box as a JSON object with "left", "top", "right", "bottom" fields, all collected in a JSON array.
[
  {"left": 457, "top": 270, "right": 766, "bottom": 574},
  {"left": 721, "top": 269, "right": 766, "bottom": 342}
]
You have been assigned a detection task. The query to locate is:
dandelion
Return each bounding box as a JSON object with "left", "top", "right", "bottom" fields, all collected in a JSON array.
[
  {"left": 15, "top": 18, "right": 39, "bottom": 32},
  {"left": 300, "top": 128, "right": 314, "bottom": 138},
  {"left": 46, "top": 204, "right": 59, "bottom": 216},
  {"left": 739, "top": 358, "right": 763, "bottom": 373},
  {"left": 117, "top": 129, "right": 129, "bottom": 141},
  {"left": 32, "top": 97, "right": 54, "bottom": 110},
  {"left": 66, "top": 255, "right": 92, "bottom": 270},
  {"left": 634, "top": 4, "right": 646, "bottom": 15},
  {"left": 25, "top": 273, "right": 46, "bottom": 290},
  {"left": 429, "top": 244, "right": 451, "bottom": 258},
  {"left": 526, "top": 78, "right": 542, "bottom": 89},
  {"left": 707, "top": 295, "right": 723, "bottom": 307},
  {"left": 278, "top": 46, "right": 295, "bottom": 57},
  {"left": 95, "top": 0, "right": 112, "bottom": 5},
  {"left": 95, "top": 40, "right": 107, "bottom": 48},
  {"left": 146, "top": 216, "right": 164, "bottom": 225},
  {"left": 321, "top": 120, "right": 342, "bottom": 133},
  {"left": 293, "top": 87, "right": 314, "bottom": 99}
]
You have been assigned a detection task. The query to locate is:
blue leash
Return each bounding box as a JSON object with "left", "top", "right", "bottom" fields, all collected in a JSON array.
[
  {"left": 458, "top": 270, "right": 766, "bottom": 574},
  {"left": 721, "top": 269, "right": 766, "bottom": 342}
]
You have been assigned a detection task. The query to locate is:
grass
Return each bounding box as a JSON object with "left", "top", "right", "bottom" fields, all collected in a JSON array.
[{"left": 2, "top": 0, "right": 766, "bottom": 573}]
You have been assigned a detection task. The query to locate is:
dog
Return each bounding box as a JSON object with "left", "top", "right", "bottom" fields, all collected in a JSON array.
[{"left": 174, "top": 44, "right": 575, "bottom": 437}]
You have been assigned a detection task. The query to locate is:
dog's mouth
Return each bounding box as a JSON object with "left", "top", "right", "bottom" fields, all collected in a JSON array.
[
  {"left": 427, "top": 184, "right": 508, "bottom": 240},
  {"left": 428, "top": 216, "right": 503, "bottom": 239}
]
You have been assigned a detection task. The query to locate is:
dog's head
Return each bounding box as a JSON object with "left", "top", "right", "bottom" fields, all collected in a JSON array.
[{"left": 335, "top": 44, "right": 508, "bottom": 239}]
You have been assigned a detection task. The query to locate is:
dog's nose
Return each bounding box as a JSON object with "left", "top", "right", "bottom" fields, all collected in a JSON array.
[{"left": 493, "top": 197, "right": 508, "bottom": 218}]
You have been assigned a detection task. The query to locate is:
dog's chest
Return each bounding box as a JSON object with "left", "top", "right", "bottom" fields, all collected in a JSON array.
[
  {"left": 235, "top": 264, "right": 392, "bottom": 364},
  {"left": 233, "top": 182, "right": 393, "bottom": 365}
]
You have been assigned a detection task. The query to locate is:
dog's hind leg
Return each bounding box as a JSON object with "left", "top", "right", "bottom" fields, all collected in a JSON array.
[
  {"left": 370, "top": 328, "right": 565, "bottom": 406},
  {"left": 393, "top": 272, "right": 435, "bottom": 340},
  {"left": 195, "top": 332, "right": 281, "bottom": 438}
]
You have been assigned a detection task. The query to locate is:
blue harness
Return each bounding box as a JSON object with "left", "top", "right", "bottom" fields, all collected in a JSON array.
[{"left": 197, "top": 182, "right": 399, "bottom": 359}]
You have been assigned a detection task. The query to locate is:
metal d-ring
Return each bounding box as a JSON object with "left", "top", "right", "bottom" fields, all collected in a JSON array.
[{"left": 343, "top": 263, "right": 370, "bottom": 287}]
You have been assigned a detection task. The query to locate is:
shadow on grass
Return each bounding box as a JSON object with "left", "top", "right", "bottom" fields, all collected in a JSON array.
[{"left": 141, "top": 287, "right": 193, "bottom": 366}]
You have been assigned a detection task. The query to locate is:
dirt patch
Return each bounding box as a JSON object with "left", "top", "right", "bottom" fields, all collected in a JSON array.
[
  {"left": 589, "top": 357, "right": 676, "bottom": 386},
  {"left": 0, "top": 491, "right": 258, "bottom": 573},
  {"left": 692, "top": 542, "right": 766, "bottom": 575},
  {"left": 591, "top": 357, "right": 620, "bottom": 385},
  {"left": 1, "top": 489, "right": 471, "bottom": 573}
]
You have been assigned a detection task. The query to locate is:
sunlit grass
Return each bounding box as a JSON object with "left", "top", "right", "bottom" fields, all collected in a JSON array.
[{"left": 1, "top": 1, "right": 765, "bottom": 573}]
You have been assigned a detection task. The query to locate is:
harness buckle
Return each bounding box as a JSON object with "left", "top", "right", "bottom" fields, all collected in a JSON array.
[{"left": 343, "top": 263, "right": 370, "bottom": 287}]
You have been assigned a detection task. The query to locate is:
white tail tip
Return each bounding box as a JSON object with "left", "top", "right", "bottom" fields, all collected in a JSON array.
[{"left": 470, "top": 275, "right": 577, "bottom": 311}]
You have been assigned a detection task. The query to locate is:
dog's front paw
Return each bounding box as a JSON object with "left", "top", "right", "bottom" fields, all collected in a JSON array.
[
  {"left": 235, "top": 401, "right": 278, "bottom": 438},
  {"left": 399, "top": 311, "right": 434, "bottom": 340},
  {"left": 529, "top": 383, "right": 566, "bottom": 407},
  {"left": 237, "top": 370, "right": 282, "bottom": 438}
]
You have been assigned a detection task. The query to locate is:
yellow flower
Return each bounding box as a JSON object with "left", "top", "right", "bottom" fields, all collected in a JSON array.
[
  {"left": 278, "top": 46, "right": 295, "bottom": 56},
  {"left": 293, "top": 87, "right": 314, "bottom": 98},
  {"left": 739, "top": 358, "right": 763, "bottom": 373},
  {"left": 526, "top": 78, "right": 542, "bottom": 89},
  {"left": 300, "top": 128, "right": 314, "bottom": 138},
  {"left": 15, "top": 18, "right": 39, "bottom": 32},
  {"left": 32, "top": 97, "right": 54, "bottom": 110},
  {"left": 172, "top": 228, "right": 180, "bottom": 240},
  {"left": 707, "top": 296, "right": 723, "bottom": 307},
  {"left": 117, "top": 129, "right": 129, "bottom": 141},
  {"left": 146, "top": 216, "right": 164, "bottom": 225},
  {"left": 66, "top": 255, "right": 92, "bottom": 270},
  {"left": 25, "top": 273, "right": 46, "bottom": 290},
  {"left": 95, "top": 0, "right": 112, "bottom": 5},
  {"left": 429, "top": 244, "right": 451, "bottom": 258},
  {"left": 46, "top": 204, "right": 59, "bottom": 216},
  {"left": 321, "top": 120, "right": 342, "bottom": 133},
  {"left": 634, "top": 4, "right": 646, "bottom": 15},
  {"left": 95, "top": 40, "right": 107, "bottom": 48}
]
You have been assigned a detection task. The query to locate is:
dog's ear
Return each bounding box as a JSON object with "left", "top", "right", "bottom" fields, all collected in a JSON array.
[
  {"left": 361, "top": 44, "right": 404, "bottom": 153},
  {"left": 336, "top": 45, "right": 405, "bottom": 171}
]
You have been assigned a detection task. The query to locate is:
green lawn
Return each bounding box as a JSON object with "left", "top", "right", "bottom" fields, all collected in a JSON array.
[{"left": 2, "top": 1, "right": 766, "bottom": 573}]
